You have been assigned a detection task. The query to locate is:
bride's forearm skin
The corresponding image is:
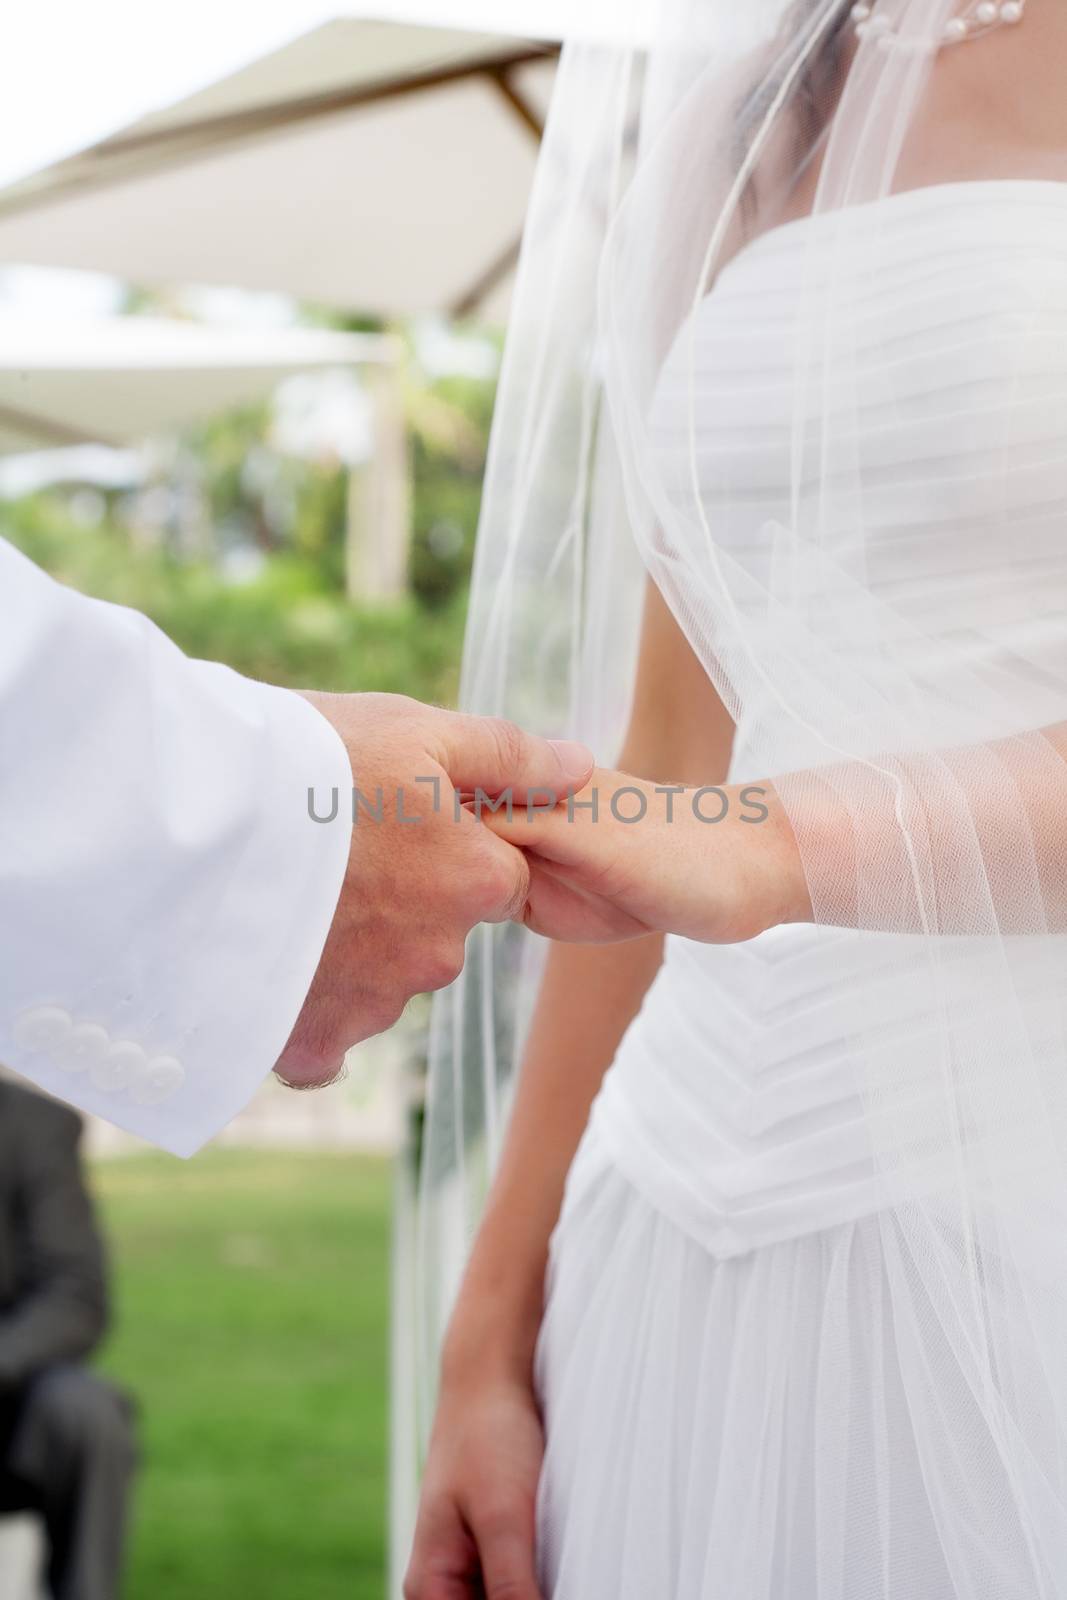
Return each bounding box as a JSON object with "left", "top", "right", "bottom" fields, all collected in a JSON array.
[
  {"left": 484, "top": 721, "right": 1067, "bottom": 945},
  {"left": 417, "top": 890, "right": 671, "bottom": 1600},
  {"left": 408, "top": 581, "right": 727, "bottom": 1599},
  {"left": 442, "top": 934, "right": 666, "bottom": 1384},
  {"left": 441, "top": 580, "right": 738, "bottom": 1381}
]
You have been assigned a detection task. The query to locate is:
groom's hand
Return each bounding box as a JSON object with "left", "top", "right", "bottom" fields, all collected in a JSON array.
[{"left": 274, "top": 692, "right": 592, "bottom": 1088}]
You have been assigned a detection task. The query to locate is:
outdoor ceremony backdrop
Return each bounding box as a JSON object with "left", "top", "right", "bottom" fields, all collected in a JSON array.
[{"left": 0, "top": 319, "right": 497, "bottom": 1600}]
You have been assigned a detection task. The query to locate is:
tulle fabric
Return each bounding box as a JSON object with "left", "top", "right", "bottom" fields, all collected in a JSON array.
[
  {"left": 410, "top": 4, "right": 1067, "bottom": 1594},
  {"left": 536, "top": 1108, "right": 966, "bottom": 1600}
]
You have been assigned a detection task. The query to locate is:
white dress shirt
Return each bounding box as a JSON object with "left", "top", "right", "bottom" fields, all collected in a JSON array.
[{"left": 0, "top": 537, "right": 353, "bottom": 1156}]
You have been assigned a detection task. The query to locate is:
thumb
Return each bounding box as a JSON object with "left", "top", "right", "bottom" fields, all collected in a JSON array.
[{"left": 433, "top": 711, "right": 592, "bottom": 801}]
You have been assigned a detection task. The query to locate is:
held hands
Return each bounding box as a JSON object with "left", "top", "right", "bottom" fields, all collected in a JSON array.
[
  {"left": 482, "top": 767, "right": 813, "bottom": 945},
  {"left": 274, "top": 693, "right": 593, "bottom": 1089},
  {"left": 275, "top": 698, "right": 810, "bottom": 1092}
]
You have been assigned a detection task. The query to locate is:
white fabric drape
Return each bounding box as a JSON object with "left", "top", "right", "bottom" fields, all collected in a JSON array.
[{"left": 416, "top": 4, "right": 1067, "bottom": 1591}]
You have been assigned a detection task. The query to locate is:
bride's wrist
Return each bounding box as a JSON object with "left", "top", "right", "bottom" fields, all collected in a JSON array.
[
  {"left": 730, "top": 779, "right": 813, "bottom": 934},
  {"left": 441, "top": 1299, "right": 542, "bottom": 1390}
]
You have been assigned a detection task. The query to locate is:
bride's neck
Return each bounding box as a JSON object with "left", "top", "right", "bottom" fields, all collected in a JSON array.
[{"left": 922, "top": 4, "right": 1067, "bottom": 162}]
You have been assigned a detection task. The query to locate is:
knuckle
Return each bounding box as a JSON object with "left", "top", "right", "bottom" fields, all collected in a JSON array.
[
  {"left": 401, "top": 1568, "right": 423, "bottom": 1600},
  {"left": 483, "top": 1555, "right": 537, "bottom": 1600},
  {"left": 486, "top": 716, "right": 526, "bottom": 775},
  {"left": 414, "top": 943, "right": 466, "bottom": 994},
  {"left": 382, "top": 691, "right": 420, "bottom": 719},
  {"left": 477, "top": 1499, "right": 529, "bottom": 1548},
  {"left": 385, "top": 993, "right": 409, "bottom": 1028},
  {"left": 471, "top": 852, "right": 520, "bottom": 917},
  {"left": 499, "top": 855, "right": 530, "bottom": 922},
  {"left": 363, "top": 992, "right": 406, "bottom": 1037}
]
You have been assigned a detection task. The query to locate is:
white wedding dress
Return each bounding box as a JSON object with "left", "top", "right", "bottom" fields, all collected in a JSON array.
[{"left": 533, "top": 181, "right": 1067, "bottom": 1599}]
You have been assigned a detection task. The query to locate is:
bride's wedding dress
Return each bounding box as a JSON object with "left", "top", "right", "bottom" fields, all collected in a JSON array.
[{"left": 533, "top": 180, "right": 1067, "bottom": 1599}]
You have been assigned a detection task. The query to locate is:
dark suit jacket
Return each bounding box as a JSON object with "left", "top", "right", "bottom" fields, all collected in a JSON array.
[{"left": 0, "top": 1081, "right": 108, "bottom": 1389}]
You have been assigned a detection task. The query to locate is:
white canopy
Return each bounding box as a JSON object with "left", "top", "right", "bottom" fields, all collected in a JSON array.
[
  {"left": 0, "top": 18, "right": 560, "bottom": 322},
  {"left": 0, "top": 315, "right": 394, "bottom": 455}
]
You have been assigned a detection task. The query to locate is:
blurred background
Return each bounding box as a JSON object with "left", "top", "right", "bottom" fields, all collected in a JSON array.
[{"left": 0, "top": 3, "right": 610, "bottom": 1594}]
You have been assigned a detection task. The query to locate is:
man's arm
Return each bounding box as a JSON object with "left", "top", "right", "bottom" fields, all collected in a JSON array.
[
  {"left": 1, "top": 538, "right": 354, "bottom": 1156},
  {"left": 0, "top": 1090, "right": 107, "bottom": 1387},
  {"left": 0, "top": 539, "right": 593, "bottom": 1155}
]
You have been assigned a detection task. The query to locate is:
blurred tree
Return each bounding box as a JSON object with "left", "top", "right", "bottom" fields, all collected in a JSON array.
[
  {"left": 182, "top": 403, "right": 279, "bottom": 555},
  {"left": 409, "top": 369, "right": 495, "bottom": 609},
  {"left": 0, "top": 493, "right": 466, "bottom": 702},
  {"left": 0, "top": 301, "right": 500, "bottom": 702}
]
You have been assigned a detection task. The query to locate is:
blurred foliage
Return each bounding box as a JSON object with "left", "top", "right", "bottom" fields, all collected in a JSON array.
[
  {"left": 93, "top": 1149, "right": 390, "bottom": 1600},
  {"left": 0, "top": 339, "right": 499, "bottom": 700},
  {"left": 0, "top": 317, "right": 503, "bottom": 1596},
  {"left": 1, "top": 492, "right": 468, "bottom": 700},
  {"left": 305, "top": 305, "right": 501, "bottom": 611},
  {"left": 408, "top": 370, "right": 497, "bottom": 609}
]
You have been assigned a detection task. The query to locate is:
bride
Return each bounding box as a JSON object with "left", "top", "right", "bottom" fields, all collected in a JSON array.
[{"left": 406, "top": 1, "right": 1067, "bottom": 1595}]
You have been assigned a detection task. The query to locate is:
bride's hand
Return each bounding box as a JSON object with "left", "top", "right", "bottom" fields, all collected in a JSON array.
[
  {"left": 404, "top": 1356, "right": 545, "bottom": 1600},
  {"left": 481, "top": 766, "right": 812, "bottom": 944}
]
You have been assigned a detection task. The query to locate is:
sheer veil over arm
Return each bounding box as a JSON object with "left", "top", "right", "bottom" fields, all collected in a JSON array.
[{"left": 415, "top": 5, "right": 1067, "bottom": 1589}]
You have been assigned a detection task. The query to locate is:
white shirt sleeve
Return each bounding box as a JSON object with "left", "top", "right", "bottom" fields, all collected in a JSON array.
[{"left": 0, "top": 537, "right": 354, "bottom": 1156}]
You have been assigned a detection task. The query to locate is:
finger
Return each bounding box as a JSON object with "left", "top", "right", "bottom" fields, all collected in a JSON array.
[
  {"left": 405, "top": 1493, "right": 481, "bottom": 1600},
  {"left": 478, "top": 833, "right": 532, "bottom": 925},
  {"left": 480, "top": 795, "right": 592, "bottom": 871},
  {"left": 467, "top": 1500, "right": 543, "bottom": 1600},
  {"left": 274, "top": 1053, "right": 347, "bottom": 1091},
  {"left": 432, "top": 711, "right": 592, "bottom": 802},
  {"left": 522, "top": 858, "right": 648, "bottom": 943}
]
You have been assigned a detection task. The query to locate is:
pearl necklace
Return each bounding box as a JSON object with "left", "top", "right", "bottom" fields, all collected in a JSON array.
[{"left": 851, "top": 1, "right": 1026, "bottom": 48}]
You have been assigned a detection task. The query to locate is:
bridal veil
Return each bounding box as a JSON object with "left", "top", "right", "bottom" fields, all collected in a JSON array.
[{"left": 410, "top": 3, "right": 1067, "bottom": 1589}]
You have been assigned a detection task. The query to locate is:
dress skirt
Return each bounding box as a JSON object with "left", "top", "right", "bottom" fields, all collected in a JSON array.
[
  {"left": 526, "top": 182, "right": 1067, "bottom": 1596},
  {"left": 533, "top": 1108, "right": 963, "bottom": 1600}
]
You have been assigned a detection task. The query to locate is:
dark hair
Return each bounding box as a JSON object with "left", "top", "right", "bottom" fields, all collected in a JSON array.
[
  {"left": 738, "top": 1, "right": 853, "bottom": 219},
  {"left": 795, "top": 2, "right": 853, "bottom": 149}
]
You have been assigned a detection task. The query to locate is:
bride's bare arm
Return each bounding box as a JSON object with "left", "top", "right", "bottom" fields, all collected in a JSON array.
[
  {"left": 441, "top": 584, "right": 736, "bottom": 1377},
  {"left": 483, "top": 722, "right": 1067, "bottom": 944},
  {"left": 404, "top": 582, "right": 735, "bottom": 1600}
]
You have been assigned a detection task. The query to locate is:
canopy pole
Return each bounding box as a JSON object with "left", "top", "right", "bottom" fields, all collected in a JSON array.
[{"left": 346, "top": 362, "right": 411, "bottom": 605}]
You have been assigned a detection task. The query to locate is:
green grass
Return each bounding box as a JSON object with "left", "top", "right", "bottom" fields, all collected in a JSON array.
[{"left": 90, "top": 1150, "right": 391, "bottom": 1600}]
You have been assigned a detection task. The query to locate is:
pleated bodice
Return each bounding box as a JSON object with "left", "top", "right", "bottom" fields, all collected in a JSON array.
[{"left": 596, "top": 181, "right": 1067, "bottom": 1258}]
